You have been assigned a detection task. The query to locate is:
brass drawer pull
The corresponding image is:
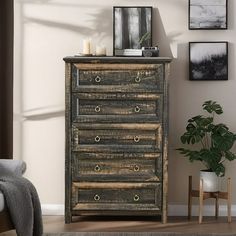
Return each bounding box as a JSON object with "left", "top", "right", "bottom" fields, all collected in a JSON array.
[
  {"left": 134, "top": 136, "right": 140, "bottom": 143},
  {"left": 133, "top": 194, "right": 140, "bottom": 202},
  {"left": 134, "top": 106, "right": 141, "bottom": 113},
  {"left": 94, "top": 194, "right": 100, "bottom": 201},
  {"left": 95, "top": 106, "right": 101, "bottom": 113},
  {"left": 135, "top": 76, "right": 141, "bottom": 83},
  {"left": 95, "top": 136, "right": 101, "bottom": 142},
  {"left": 133, "top": 165, "right": 140, "bottom": 172},
  {"left": 94, "top": 76, "right": 101, "bottom": 83},
  {"left": 94, "top": 164, "right": 101, "bottom": 172}
]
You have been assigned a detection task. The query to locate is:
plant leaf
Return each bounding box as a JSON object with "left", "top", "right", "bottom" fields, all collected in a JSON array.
[
  {"left": 203, "top": 100, "right": 223, "bottom": 114},
  {"left": 212, "top": 131, "right": 235, "bottom": 151},
  {"left": 225, "top": 151, "right": 236, "bottom": 161}
]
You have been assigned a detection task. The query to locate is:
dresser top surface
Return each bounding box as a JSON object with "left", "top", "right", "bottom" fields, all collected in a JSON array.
[{"left": 63, "top": 56, "right": 172, "bottom": 63}]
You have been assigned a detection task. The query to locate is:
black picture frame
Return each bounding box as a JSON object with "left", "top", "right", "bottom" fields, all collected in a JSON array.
[
  {"left": 189, "top": 42, "right": 228, "bottom": 81},
  {"left": 113, "top": 6, "right": 152, "bottom": 56},
  {"left": 189, "top": 0, "right": 228, "bottom": 30}
]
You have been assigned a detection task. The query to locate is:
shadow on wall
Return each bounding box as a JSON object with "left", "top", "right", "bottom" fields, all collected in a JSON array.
[
  {"left": 18, "top": 0, "right": 113, "bottom": 122},
  {"left": 87, "top": 8, "right": 112, "bottom": 43},
  {"left": 21, "top": 0, "right": 112, "bottom": 40},
  {"left": 153, "top": 8, "right": 172, "bottom": 58},
  {"left": 168, "top": 43, "right": 189, "bottom": 202},
  {"left": 24, "top": 8, "right": 112, "bottom": 41},
  {"left": 153, "top": 8, "right": 185, "bottom": 58},
  {"left": 16, "top": 0, "right": 177, "bottom": 122},
  {"left": 168, "top": 43, "right": 189, "bottom": 150}
]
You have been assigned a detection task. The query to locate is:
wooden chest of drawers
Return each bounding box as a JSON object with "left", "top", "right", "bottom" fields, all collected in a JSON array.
[{"left": 64, "top": 57, "right": 171, "bottom": 223}]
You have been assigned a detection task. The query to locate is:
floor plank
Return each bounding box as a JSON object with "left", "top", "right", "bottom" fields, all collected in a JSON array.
[
  {"left": 44, "top": 216, "right": 236, "bottom": 233},
  {"left": 1, "top": 216, "right": 236, "bottom": 235}
]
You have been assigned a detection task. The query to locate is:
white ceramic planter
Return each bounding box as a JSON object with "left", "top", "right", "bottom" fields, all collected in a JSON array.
[{"left": 200, "top": 170, "right": 219, "bottom": 192}]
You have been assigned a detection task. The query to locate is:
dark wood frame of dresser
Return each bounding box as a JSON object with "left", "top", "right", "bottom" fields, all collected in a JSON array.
[
  {"left": 64, "top": 57, "right": 171, "bottom": 224},
  {"left": 0, "top": 208, "right": 14, "bottom": 233}
]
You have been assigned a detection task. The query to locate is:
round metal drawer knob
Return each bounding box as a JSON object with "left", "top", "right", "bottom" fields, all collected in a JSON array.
[
  {"left": 94, "top": 164, "right": 101, "bottom": 172},
  {"left": 135, "top": 77, "right": 141, "bottom": 83},
  {"left": 95, "top": 136, "right": 101, "bottom": 142},
  {"left": 133, "top": 194, "right": 140, "bottom": 202},
  {"left": 133, "top": 165, "right": 140, "bottom": 172},
  {"left": 95, "top": 76, "right": 101, "bottom": 83},
  {"left": 134, "top": 136, "right": 140, "bottom": 143},
  {"left": 95, "top": 106, "right": 101, "bottom": 113},
  {"left": 94, "top": 194, "right": 100, "bottom": 201},
  {"left": 134, "top": 106, "right": 141, "bottom": 113}
]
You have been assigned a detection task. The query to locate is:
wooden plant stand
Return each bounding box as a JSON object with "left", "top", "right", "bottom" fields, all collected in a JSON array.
[{"left": 188, "top": 176, "right": 231, "bottom": 223}]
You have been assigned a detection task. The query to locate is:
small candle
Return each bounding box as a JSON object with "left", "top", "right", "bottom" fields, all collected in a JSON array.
[
  {"left": 83, "top": 39, "right": 91, "bottom": 55},
  {"left": 96, "top": 45, "right": 106, "bottom": 56}
]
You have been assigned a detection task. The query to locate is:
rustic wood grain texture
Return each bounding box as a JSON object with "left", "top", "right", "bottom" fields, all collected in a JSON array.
[
  {"left": 71, "top": 64, "right": 164, "bottom": 93},
  {"left": 72, "top": 156, "right": 161, "bottom": 182},
  {"left": 64, "top": 57, "right": 171, "bottom": 223},
  {"left": 63, "top": 56, "right": 172, "bottom": 64},
  {"left": 72, "top": 96, "right": 162, "bottom": 115},
  {"left": 71, "top": 93, "right": 163, "bottom": 123},
  {"left": 162, "top": 63, "right": 170, "bottom": 224},
  {"left": 65, "top": 62, "right": 72, "bottom": 223},
  {"left": 73, "top": 63, "right": 162, "bottom": 70},
  {"left": 72, "top": 182, "right": 161, "bottom": 210}
]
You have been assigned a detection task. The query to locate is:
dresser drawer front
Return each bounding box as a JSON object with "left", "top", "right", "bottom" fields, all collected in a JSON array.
[
  {"left": 72, "top": 124, "right": 162, "bottom": 152},
  {"left": 72, "top": 64, "right": 163, "bottom": 92},
  {"left": 72, "top": 93, "right": 162, "bottom": 123},
  {"left": 72, "top": 155, "right": 162, "bottom": 182},
  {"left": 72, "top": 183, "right": 161, "bottom": 209}
]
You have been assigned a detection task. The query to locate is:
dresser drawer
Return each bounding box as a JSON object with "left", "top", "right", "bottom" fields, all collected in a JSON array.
[
  {"left": 72, "top": 154, "right": 162, "bottom": 182},
  {"left": 72, "top": 182, "right": 161, "bottom": 211},
  {"left": 72, "top": 63, "right": 163, "bottom": 92},
  {"left": 72, "top": 93, "right": 162, "bottom": 123},
  {"left": 72, "top": 123, "right": 162, "bottom": 153}
]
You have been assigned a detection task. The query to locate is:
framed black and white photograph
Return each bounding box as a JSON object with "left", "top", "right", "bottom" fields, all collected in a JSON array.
[
  {"left": 189, "top": 42, "right": 228, "bottom": 81},
  {"left": 189, "top": 0, "right": 227, "bottom": 29},
  {"left": 113, "top": 6, "right": 152, "bottom": 56}
]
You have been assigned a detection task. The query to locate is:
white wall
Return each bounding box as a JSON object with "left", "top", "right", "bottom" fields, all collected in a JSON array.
[{"left": 14, "top": 0, "right": 236, "bottom": 214}]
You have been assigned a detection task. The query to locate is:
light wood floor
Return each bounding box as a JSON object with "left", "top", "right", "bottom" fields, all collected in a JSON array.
[{"left": 1, "top": 216, "right": 236, "bottom": 235}]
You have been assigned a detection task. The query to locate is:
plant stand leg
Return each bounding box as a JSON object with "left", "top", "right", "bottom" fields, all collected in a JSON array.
[
  {"left": 188, "top": 176, "right": 192, "bottom": 220},
  {"left": 215, "top": 194, "right": 219, "bottom": 219},
  {"left": 199, "top": 179, "right": 204, "bottom": 224},
  {"left": 227, "top": 178, "right": 232, "bottom": 223}
]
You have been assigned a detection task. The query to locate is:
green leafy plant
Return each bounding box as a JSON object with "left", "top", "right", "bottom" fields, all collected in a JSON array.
[
  {"left": 177, "top": 101, "right": 236, "bottom": 177},
  {"left": 138, "top": 32, "right": 151, "bottom": 47}
]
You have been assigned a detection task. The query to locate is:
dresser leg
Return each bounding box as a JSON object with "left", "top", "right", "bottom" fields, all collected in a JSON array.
[
  {"left": 188, "top": 176, "right": 192, "bottom": 220},
  {"left": 227, "top": 178, "right": 232, "bottom": 223},
  {"left": 65, "top": 213, "right": 72, "bottom": 224}
]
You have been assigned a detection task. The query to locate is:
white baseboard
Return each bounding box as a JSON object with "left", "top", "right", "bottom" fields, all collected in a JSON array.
[
  {"left": 168, "top": 204, "right": 236, "bottom": 216},
  {"left": 41, "top": 204, "right": 236, "bottom": 217},
  {"left": 41, "top": 204, "right": 64, "bottom": 215}
]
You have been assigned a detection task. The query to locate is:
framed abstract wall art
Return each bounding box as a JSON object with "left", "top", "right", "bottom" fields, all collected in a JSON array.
[
  {"left": 113, "top": 6, "right": 152, "bottom": 56},
  {"left": 189, "top": 42, "right": 228, "bottom": 80},
  {"left": 189, "top": 0, "right": 227, "bottom": 29}
]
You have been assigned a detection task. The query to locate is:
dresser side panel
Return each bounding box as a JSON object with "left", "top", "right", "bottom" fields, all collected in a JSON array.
[{"left": 65, "top": 62, "right": 72, "bottom": 223}]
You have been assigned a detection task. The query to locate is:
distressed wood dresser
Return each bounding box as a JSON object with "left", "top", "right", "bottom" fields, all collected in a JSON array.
[{"left": 63, "top": 57, "right": 171, "bottom": 223}]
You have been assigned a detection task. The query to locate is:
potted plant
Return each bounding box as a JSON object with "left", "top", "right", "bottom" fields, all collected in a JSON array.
[
  {"left": 138, "top": 32, "right": 151, "bottom": 48},
  {"left": 177, "top": 100, "right": 236, "bottom": 192}
]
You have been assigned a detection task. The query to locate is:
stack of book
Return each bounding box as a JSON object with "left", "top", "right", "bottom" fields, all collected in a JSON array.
[{"left": 115, "top": 49, "right": 142, "bottom": 56}]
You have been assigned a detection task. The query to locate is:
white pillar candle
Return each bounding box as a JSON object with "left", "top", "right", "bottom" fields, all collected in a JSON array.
[
  {"left": 96, "top": 45, "right": 106, "bottom": 56},
  {"left": 83, "top": 39, "right": 91, "bottom": 55}
]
